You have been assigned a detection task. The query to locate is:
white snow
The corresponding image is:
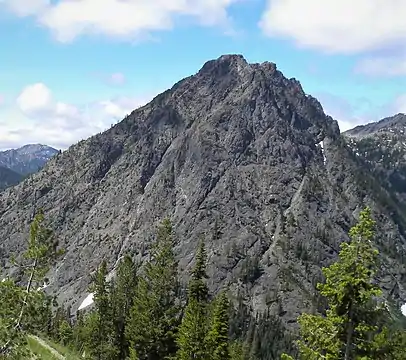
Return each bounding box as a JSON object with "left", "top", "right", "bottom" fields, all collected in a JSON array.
[
  {"left": 317, "top": 141, "right": 326, "bottom": 164},
  {"left": 401, "top": 303, "right": 406, "bottom": 317},
  {"left": 78, "top": 293, "right": 94, "bottom": 311}
]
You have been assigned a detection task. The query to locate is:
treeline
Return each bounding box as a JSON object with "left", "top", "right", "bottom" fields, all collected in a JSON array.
[
  {"left": 46, "top": 219, "right": 292, "bottom": 359},
  {"left": 0, "top": 215, "right": 291, "bottom": 359},
  {"left": 1, "top": 208, "right": 406, "bottom": 359}
]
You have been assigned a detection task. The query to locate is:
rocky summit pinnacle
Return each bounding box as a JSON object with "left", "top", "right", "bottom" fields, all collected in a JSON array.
[{"left": 0, "top": 55, "right": 405, "bottom": 330}]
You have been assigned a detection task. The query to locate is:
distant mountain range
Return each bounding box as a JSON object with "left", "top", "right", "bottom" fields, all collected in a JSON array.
[{"left": 0, "top": 144, "right": 58, "bottom": 190}]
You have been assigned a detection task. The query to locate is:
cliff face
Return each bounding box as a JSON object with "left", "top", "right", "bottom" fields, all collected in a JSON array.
[{"left": 0, "top": 55, "right": 405, "bottom": 326}]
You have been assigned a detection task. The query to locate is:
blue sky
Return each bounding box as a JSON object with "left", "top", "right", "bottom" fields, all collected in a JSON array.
[{"left": 0, "top": 0, "right": 405, "bottom": 149}]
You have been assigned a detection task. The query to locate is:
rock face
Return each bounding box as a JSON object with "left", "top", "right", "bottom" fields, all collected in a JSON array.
[
  {"left": 0, "top": 144, "right": 58, "bottom": 176},
  {"left": 0, "top": 55, "right": 405, "bottom": 327}
]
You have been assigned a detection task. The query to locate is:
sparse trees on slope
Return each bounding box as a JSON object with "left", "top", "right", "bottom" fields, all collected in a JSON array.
[
  {"left": 176, "top": 241, "right": 211, "bottom": 360},
  {"left": 282, "top": 207, "right": 405, "bottom": 360},
  {"left": 126, "top": 219, "right": 180, "bottom": 360},
  {"left": 0, "top": 209, "right": 63, "bottom": 358}
]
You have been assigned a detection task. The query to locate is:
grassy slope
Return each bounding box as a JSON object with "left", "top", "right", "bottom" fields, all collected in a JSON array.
[
  {"left": 26, "top": 336, "right": 81, "bottom": 360},
  {"left": 26, "top": 336, "right": 60, "bottom": 359}
]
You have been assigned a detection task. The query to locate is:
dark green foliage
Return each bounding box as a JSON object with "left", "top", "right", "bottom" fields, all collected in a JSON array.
[
  {"left": 85, "top": 260, "right": 118, "bottom": 359},
  {"left": 207, "top": 291, "right": 231, "bottom": 360},
  {"left": 248, "top": 312, "right": 295, "bottom": 360},
  {"left": 110, "top": 255, "right": 138, "bottom": 359},
  {"left": 189, "top": 240, "right": 209, "bottom": 302},
  {"left": 176, "top": 240, "right": 210, "bottom": 360},
  {"left": 126, "top": 218, "right": 180, "bottom": 360},
  {"left": 0, "top": 209, "right": 63, "bottom": 358},
  {"left": 283, "top": 207, "right": 406, "bottom": 359}
]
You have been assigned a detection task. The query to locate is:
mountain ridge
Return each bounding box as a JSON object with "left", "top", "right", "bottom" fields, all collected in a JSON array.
[
  {"left": 0, "top": 54, "right": 405, "bottom": 330},
  {"left": 0, "top": 143, "right": 59, "bottom": 176}
]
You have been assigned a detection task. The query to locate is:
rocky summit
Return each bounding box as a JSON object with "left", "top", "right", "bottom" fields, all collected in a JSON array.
[{"left": 0, "top": 54, "right": 405, "bottom": 328}]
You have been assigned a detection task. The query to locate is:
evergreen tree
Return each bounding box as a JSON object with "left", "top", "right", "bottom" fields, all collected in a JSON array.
[
  {"left": 58, "top": 319, "right": 73, "bottom": 346},
  {"left": 207, "top": 290, "right": 231, "bottom": 360},
  {"left": 283, "top": 207, "right": 405, "bottom": 359},
  {"left": 126, "top": 218, "right": 180, "bottom": 360},
  {"left": 0, "top": 209, "right": 63, "bottom": 358},
  {"left": 85, "top": 260, "right": 117, "bottom": 359},
  {"left": 110, "top": 254, "right": 138, "bottom": 359},
  {"left": 176, "top": 240, "right": 210, "bottom": 360}
]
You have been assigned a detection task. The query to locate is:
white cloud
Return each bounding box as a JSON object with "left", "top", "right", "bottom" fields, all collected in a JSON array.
[
  {"left": 109, "top": 72, "right": 125, "bottom": 85},
  {"left": 260, "top": 0, "right": 406, "bottom": 54},
  {"left": 0, "top": 83, "right": 153, "bottom": 150},
  {"left": 354, "top": 56, "right": 406, "bottom": 77},
  {"left": 0, "top": 0, "right": 237, "bottom": 42},
  {"left": 401, "top": 303, "right": 406, "bottom": 317},
  {"left": 0, "top": 0, "right": 49, "bottom": 16},
  {"left": 16, "top": 83, "right": 54, "bottom": 117}
]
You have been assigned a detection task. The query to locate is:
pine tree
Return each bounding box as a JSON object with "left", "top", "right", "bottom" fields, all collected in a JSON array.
[
  {"left": 85, "top": 260, "right": 118, "bottom": 360},
  {"left": 282, "top": 207, "right": 405, "bottom": 359},
  {"left": 126, "top": 218, "right": 180, "bottom": 360},
  {"left": 176, "top": 240, "right": 210, "bottom": 360},
  {"left": 110, "top": 254, "right": 138, "bottom": 359},
  {"left": 207, "top": 290, "right": 231, "bottom": 360},
  {"left": 0, "top": 209, "right": 63, "bottom": 358}
]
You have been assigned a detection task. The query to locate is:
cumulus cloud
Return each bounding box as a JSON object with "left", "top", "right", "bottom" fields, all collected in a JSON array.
[
  {"left": 0, "top": 0, "right": 237, "bottom": 42},
  {"left": 0, "top": 82, "right": 153, "bottom": 150},
  {"left": 260, "top": 0, "right": 406, "bottom": 54}
]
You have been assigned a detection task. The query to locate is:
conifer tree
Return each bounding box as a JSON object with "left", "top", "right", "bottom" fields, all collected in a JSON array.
[
  {"left": 0, "top": 209, "right": 63, "bottom": 358},
  {"left": 85, "top": 260, "right": 117, "bottom": 359},
  {"left": 283, "top": 207, "right": 405, "bottom": 359},
  {"left": 207, "top": 290, "right": 231, "bottom": 360},
  {"left": 110, "top": 254, "right": 138, "bottom": 359},
  {"left": 176, "top": 240, "right": 210, "bottom": 360},
  {"left": 126, "top": 218, "right": 180, "bottom": 360}
]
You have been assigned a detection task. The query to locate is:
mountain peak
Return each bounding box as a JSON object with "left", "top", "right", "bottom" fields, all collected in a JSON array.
[{"left": 0, "top": 143, "right": 58, "bottom": 177}]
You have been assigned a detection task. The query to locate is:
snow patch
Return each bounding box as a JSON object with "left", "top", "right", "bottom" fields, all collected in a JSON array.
[
  {"left": 401, "top": 303, "right": 406, "bottom": 317},
  {"left": 78, "top": 293, "right": 94, "bottom": 311},
  {"left": 317, "top": 141, "right": 326, "bottom": 164}
]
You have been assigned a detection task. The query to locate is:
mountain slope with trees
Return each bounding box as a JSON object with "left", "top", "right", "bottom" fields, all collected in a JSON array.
[{"left": 0, "top": 54, "right": 404, "bottom": 340}]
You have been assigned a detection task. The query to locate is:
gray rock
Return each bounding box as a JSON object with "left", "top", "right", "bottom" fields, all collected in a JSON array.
[{"left": 0, "top": 55, "right": 405, "bottom": 329}]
